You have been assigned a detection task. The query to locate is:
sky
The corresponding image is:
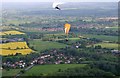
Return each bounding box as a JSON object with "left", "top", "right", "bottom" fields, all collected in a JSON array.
[{"left": 2, "top": 0, "right": 120, "bottom": 2}]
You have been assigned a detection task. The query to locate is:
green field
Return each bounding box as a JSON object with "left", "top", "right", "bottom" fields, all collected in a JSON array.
[
  {"left": 65, "top": 38, "right": 81, "bottom": 44},
  {"left": 105, "top": 26, "right": 118, "bottom": 31},
  {"left": 28, "top": 39, "right": 67, "bottom": 52},
  {"left": 94, "top": 43, "right": 119, "bottom": 49},
  {"left": 54, "top": 37, "right": 80, "bottom": 41},
  {"left": 81, "top": 34, "right": 118, "bottom": 42},
  {"left": 68, "top": 38, "right": 80, "bottom": 40},
  {"left": 2, "top": 69, "right": 21, "bottom": 76},
  {"left": 22, "top": 64, "right": 87, "bottom": 76},
  {"left": 0, "top": 70, "right": 2, "bottom": 77}
]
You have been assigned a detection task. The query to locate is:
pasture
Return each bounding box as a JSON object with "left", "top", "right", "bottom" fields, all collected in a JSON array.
[
  {"left": 2, "top": 69, "right": 21, "bottom": 76},
  {"left": 28, "top": 39, "right": 67, "bottom": 52},
  {"left": 68, "top": 37, "right": 80, "bottom": 40},
  {"left": 22, "top": 64, "right": 87, "bottom": 76},
  {"left": 105, "top": 26, "right": 118, "bottom": 31},
  {"left": 94, "top": 43, "right": 119, "bottom": 49},
  {"left": 81, "top": 34, "right": 118, "bottom": 42}
]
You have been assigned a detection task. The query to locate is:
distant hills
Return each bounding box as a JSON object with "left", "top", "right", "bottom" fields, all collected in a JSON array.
[{"left": 2, "top": 2, "right": 118, "bottom": 17}]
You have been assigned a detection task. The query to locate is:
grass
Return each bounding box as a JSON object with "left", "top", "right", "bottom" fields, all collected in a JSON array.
[
  {"left": 68, "top": 38, "right": 80, "bottom": 40},
  {"left": 56, "top": 37, "right": 80, "bottom": 41},
  {"left": 28, "top": 39, "right": 67, "bottom": 52},
  {"left": 2, "top": 69, "right": 21, "bottom": 76},
  {"left": 94, "top": 43, "right": 119, "bottom": 49},
  {"left": 22, "top": 64, "right": 87, "bottom": 76},
  {"left": 0, "top": 70, "right": 2, "bottom": 77},
  {"left": 105, "top": 26, "right": 118, "bottom": 30},
  {"left": 65, "top": 38, "right": 81, "bottom": 44},
  {"left": 81, "top": 34, "right": 118, "bottom": 42}
]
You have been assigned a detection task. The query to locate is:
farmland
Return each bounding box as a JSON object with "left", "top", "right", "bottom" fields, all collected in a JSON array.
[
  {"left": 68, "top": 37, "right": 80, "bottom": 40},
  {"left": 1, "top": 2, "right": 119, "bottom": 77},
  {"left": 1, "top": 49, "right": 33, "bottom": 56},
  {"left": 81, "top": 34, "right": 118, "bottom": 42},
  {"left": 28, "top": 39, "right": 67, "bottom": 52},
  {"left": 1, "top": 42, "right": 29, "bottom": 49},
  {"left": 93, "top": 43, "right": 119, "bottom": 50},
  {"left": 22, "top": 64, "right": 87, "bottom": 76},
  {"left": 0, "top": 42, "right": 33, "bottom": 55},
  {"left": 2, "top": 69, "right": 22, "bottom": 76},
  {"left": 105, "top": 26, "right": 118, "bottom": 31},
  {"left": 0, "top": 70, "right": 1, "bottom": 77},
  {"left": 0, "top": 30, "right": 25, "bottom": 36}
]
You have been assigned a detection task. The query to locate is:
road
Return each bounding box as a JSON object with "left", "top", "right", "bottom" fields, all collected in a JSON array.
[{"left": 15, "top": 64, "right": 34, "bottom": 77}]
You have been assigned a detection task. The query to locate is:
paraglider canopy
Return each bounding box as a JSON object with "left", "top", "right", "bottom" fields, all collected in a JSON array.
[
  {"left": 64, "top": 23, "right": 71, "bottom": 35},
  {"left": 52, "top": 2, "right": 64, "bottom": 10},
  {"left": 64, "top": 22, "right": 71, "bottom": 41}
]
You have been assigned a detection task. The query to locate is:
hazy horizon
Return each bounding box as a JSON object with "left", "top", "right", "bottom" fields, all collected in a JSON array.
[{"left": 2, "top": 0, "right": 119, "bottom": 2}]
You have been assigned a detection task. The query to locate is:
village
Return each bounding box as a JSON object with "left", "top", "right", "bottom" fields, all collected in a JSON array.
[
  {"left": 2, "top": 48, "right": 82, "bottom": 69},
  {"left": 2, "top": 37, "right": 120, "bottom": 70}
]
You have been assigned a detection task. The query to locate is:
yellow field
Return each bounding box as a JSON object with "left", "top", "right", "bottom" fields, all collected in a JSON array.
[
  {"left": 0, "top": 42, "right": 29, "bottom": 49},
  {"left": 0, "top": 30, "right": 25, "bottom": 35},
  {"left": 0, "top": 42, "right": 33, "bottom": 56},
  {"left": 0, "top": 49, "right": 33, "bottom": 56}
]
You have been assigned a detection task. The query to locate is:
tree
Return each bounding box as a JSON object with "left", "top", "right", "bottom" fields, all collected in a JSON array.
[
  {"left": 58, "top": 69, "right": 62, "bottom": 72},
  {"left": 95, "top": 45, "right": 102, "bottom": 49},
  {"left": 20, "top": 70, "right": 25, "bottom": 74}
]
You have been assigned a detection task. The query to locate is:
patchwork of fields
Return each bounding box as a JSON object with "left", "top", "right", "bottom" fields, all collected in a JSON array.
[{"left": 1, "top": 2, "right": 119, "bottom": 77}]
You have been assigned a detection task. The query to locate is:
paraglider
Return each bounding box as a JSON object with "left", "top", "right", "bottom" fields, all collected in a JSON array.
[
  {"left": 64, "top": 23, "right": 71, "bottom": 35},
  {"left": 64, "top": 22, "right": 71, "bottom": 41},
  {"left": 52, "top": 2, "right": 64, "bottom": 10},
  {"left": 55, "top": 5, "right": 61, "bottom": 10}
]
